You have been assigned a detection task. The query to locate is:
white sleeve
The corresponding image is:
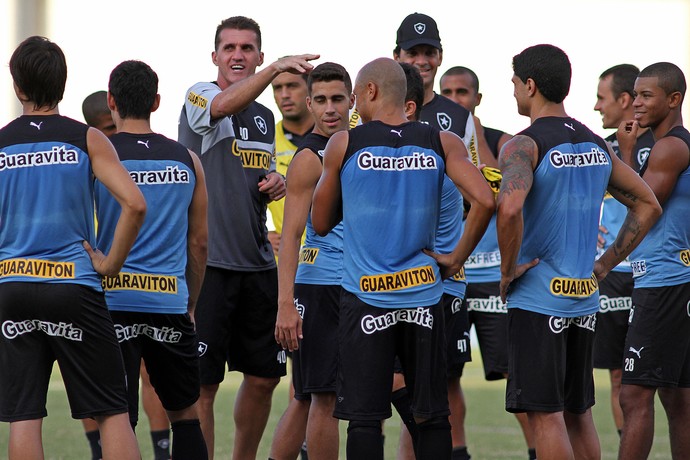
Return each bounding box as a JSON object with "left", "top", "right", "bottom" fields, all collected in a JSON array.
[
  {"left": 183, "top": 82, "right": 222, "bottom": 135},
  {"left": 462, "top": 112, "right": 481, "bottom": 167}
]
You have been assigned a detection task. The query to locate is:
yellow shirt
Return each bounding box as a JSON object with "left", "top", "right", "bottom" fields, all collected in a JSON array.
[
  {"left": 267, "top": 121, "right": 307, "bottom": 260},
  {"left": 268, "top": 120, "right": 299, "bottom": 236}
]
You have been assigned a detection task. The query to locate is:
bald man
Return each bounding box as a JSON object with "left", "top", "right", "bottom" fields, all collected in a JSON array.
[
  {"left": 82, "top": 90, "right": 116, "bottom": 138},
  {"left": 312, "top": 57, "right": 494, "bottom": 460}
]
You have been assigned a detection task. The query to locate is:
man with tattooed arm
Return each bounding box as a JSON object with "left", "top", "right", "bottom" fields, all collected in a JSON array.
[{"left": 496, "top": 44, "right": 660, "bottom": 460}]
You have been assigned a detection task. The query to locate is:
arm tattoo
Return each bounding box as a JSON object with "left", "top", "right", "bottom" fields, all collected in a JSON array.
[
  {"left": 499, "top": 137, "right": 535, "bottom": 196},
  {"left": 613, "top": 214, "right": 642, "bottom": 257},
  {"left": 609, "top": 184, "right": 639, "bottom": 204}
]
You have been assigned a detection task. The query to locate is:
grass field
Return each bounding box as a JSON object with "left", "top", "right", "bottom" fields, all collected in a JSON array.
[{"left": 0, "top": 360, "right": 673, "bottom": 459}]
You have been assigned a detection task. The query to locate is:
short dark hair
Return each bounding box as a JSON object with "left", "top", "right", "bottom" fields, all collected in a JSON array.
[
  {"left": 399, "top": 62, "right": 424, "bottom": 121},
  {"left": 10, "top": 36, "right": 67, "bottom": 110},
  {"left": 639, "top": 62, "right": 686, "bottom": 99},
  {"left": 215, "top": 16, "right": 261, "bottom": 51},
  {"left": 599, "top": 64, "right": 639, "bottom": 99},
  {"left": 108, "top": 60, "right": 158, "bottom": 120},
  {"left": 513, "top": 44, "right": 571, "bottom": 104},
  {"left": 441, "top": 66, "right": 479, "bottom": 93},
  {"left": 82, "top": 91, "right": 109, "bottom": 126},
  {"left": 307, "top": 62, "right": 352, "bottom": 95}
]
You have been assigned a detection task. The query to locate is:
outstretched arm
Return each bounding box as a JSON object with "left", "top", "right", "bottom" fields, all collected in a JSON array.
[{"left": 211, "top": 54, "right": 319, "bottom": 119}]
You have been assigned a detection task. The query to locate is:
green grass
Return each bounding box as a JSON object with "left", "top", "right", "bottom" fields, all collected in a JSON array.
[{"left": 0, "top": 361, "right": 673, "bottom": 459}]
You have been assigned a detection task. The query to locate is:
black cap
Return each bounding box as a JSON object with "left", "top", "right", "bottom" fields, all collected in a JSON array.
[{"left": 396, "top": 13, "right": 441, "bottom": 50}]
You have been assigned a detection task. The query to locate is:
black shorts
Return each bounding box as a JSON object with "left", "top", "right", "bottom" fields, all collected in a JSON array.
[
  {"left": 443, "top": 293, "right": 471, "bottom": 378},
  {"left": 392, "top": 293, "right": 471, "bottom": 378},
  {"left": 506, "top": 308, "right": 596, "bottom": 414},
  {"left": 0, "top": 282, "right": 128, "bottom": 422},
  {"left": 622, "top": 282, "right": 690, "bottom": 387},
  {"left": 334, "top": 290, "right": 449, "bottom": 421},
  {"left": 110, "top": 311, "right": 200, "bottom": 426},
  {"left": 466, "top": 281, "right": 508, "bottom": 380},
  {"left": 292, "top": 283, "right": 340, "bottom": 398},
  {"left": 593, "top": 271, "right": 633, "bottom": 369},
  {"left": 195, "top": 267, "right": 286, "bottom": 384}
]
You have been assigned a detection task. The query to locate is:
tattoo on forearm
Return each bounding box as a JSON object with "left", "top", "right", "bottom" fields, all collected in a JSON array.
[
  {"left": 499, "top": 137, "right": 534, "bottom": 195},
  {"left": 613, "top": 215, "right": 642, "bottom": 257},
  {"left": 609, "top": 184, "right": 639, "bottom": 203}
]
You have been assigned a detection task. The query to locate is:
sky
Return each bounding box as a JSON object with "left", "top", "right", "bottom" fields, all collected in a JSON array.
[{"left": 1, "top": 0, "right": 689, "bottom": 141}]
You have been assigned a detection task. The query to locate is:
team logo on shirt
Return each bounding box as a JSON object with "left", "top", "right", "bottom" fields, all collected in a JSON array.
[
  {"left": 549, "top": 147, "right": 610, "bottom": 168},
  {"left": 198, "top": 342, "right": 208, "bottom": 356},
  {"left": 436, "top": 113, "right": 452, "bottom": 131},
  {"left": 548, "top": 314, "right": 596, "bottom": 334},
  {"left": 549, "top": 274, "right": 598, "bottom": 298},
  {"left": 254, "top": 116, "right": 268, "bottom": 135},
  {"left": 361, "top": 307, "right": 433, "bottom": 334},
  {"left": 102, "top": 272, "right": 178, "bottom": 294},
  {"left": 2, "top": 319, "right": 83, "bottom": 341},
  {"left": 187, "top": 91, "right": 207, "bottom": 109},
  {"left": 357, "top": 151, "right": 438, "bottom": 171},
  {"left": 680, "top": 249, "right": 690, "bottom": 266},
  {"left": 0, "top": 258, "right": 74, "bottom": 279},
  {"left": 298, "top": 247, "right": 319, "bottom": 264},
  {"left": 0, "top": 146, "right": 79, "bottom": 171},
  {"left": 360, "top": 265, "right": 436, "bottom": 292},
  {"left": 637, "top": 147, "right": 651, "bottom": 166},
  {"left": 231, "top": 140, "right": 272, "bottom": 169}
]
